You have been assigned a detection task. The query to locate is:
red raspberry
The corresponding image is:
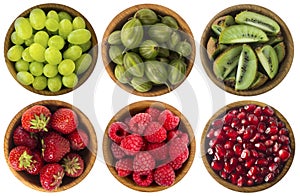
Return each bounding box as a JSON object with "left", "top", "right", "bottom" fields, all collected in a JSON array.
[
  {"left": 111, "top": 142, "right": 125, "bottom": 159},
  {"left": 169, "top": 137, "right": 189, "bottom": 162},
  {"left": 120, "top": 134, "right": 144, "bottom": 156},
  {"left": 168, "top": 148, "right": 189, "bottom": 170},
  {"left": 133, "top": 152, "right": 156, "bottom": 172},
  {"left": 133, "top": 170, "right": 153, "bottom": 187},
  {"left": 115, "top": 158, "right": 133, "bottom": 177},
  {"left": 145, "top": 107, "right": 161, "bottom": 120},
  {"left": 146, "top": 142, "right": 168, "bottom": 161},
  {"left": 108, "top": 122, "right": 129, "bottom": 144},
  {"left": 144, "top": 122, "right": 167, "bottom": 143},
  {"left": 167, "top": 130, "right": 189, "bottom": 145},
  {"left": 129, "top": 113, "right": 152, "bottom": 134},
  {"left": 158, "top": 110, "right": 180, "bottom": 131},
  {"left": 154, "top": 164, "right": 175, "bottom": 186}
]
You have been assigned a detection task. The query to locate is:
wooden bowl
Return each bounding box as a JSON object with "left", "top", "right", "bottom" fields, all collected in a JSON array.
[
  {"left": 200, "top": 4, "right": 294, "bottom": 96},
  {"left": 103, "top": 100, "right": 196, "bottom": 191},
  {"left": 4, "top": 3, "right": 98, "bottom": 96},
  {"left": 201, "top": 100, "right": 295, "bottom": 192},
  {"left": 4, "top": 100, "right": 98, "bottom": 192},
  {"left": 102, "top": 4, "right": 196, "bottom": 97}
]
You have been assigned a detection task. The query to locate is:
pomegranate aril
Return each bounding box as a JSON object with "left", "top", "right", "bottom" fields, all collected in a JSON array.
[
  {"left": 206, "top": 128, "right": 215, "bottom": 138},
  {"left": 243, "top": 127, "right": 254, "bottom": 140},
  {"left": 229, "top": 109, "right": 238, "bottom": 115},
  {"left": 224, "top": 140, "right": 234, "bottom": 149},
  {"left": 224, "top": 162, "right": 234, "bottom": 173},
  {"left": 264, "top": 172, "right": 275, "bottom": 182},
  {"left": 278, "top": 128, "right": 288, "bottom": 135},
  {"left": 223, "top": 125, "right": 232, "bottom": 132},
  {"left": 211, "top": 160, "right": 223, "bottom": 171},
  {"left": 265, "top": 126, "right": 278, "bottom": 135},
  {"left": 268, "top": 163, "right": 278, "bottom": 172},
  {"left": 215, "top": 144, "right": 226, "bottom": 158},
  {"left": 207, "top": 147, "right": 214, "bottom": 155},
  {"left": 225, "top": 149, "right": 235, "bottom": 158},
  {"left": 233, "top": 143, "right": 243, "bottom": 156},
  {"left": 278, "top": 135, "right": 290, "bottom": 144},
  {"left": 272, "top": 142, "right": 281, "bottom": 153},
  {"left": 248, "top": 114, "right": 259, "bottom": 125},
  {"left": 271, "top": 135, "right": 278, "bottom": 141},
  {"left": 219, "top": 170, "right": 228, "bottom": 179},
  {"left": 212, "top": 119, "right": 223, "bottom": 129},
  {"left": 257, "top": 122, "right": 267, "bottom": 133},
  {"left": 244, "top": 104, "right": 257, "bottom": 113},
  {"left": 255, "top": 158, "right": 269, "bottom": 166},
  {"left": 244, "top": 158, "right": 255, "bottom": 168},
  {"left": 223, "top": 113, "right": 234, "bottom": 125},
  {"left": 281, "top": 145, "right": 291, "bottom": 152},
  {"left": 262, "top": 106, "right": 274, "bottom": 116},
  {"left": 213, "top": 128, "right": 222, "bottom": 137},
  {"left": 243, "top": 142, "right": 254, "bottom": 150},
  {"left": 260, "top": 115, "right": 269, "bottom": 122},
  {"left": 231, "top": 118, "right": 240, "bottom": 128},
  {"left": 278, "top": 149, "right": 290, "bottom": 162},
  {"left": 209, "top": 138, "right": 217, "bottom": 147},
  {"left": 277, "top": 121, "right": 285, "bottom": 129},
  {"left": 237, "top": 111, "right": 246, "bottom": 120},
  {"left": 230, "top": 172, "right": 239, "bottom": 184},
  {"left": 241, "top": 119, "right": 249, "bottom": 127},
  {"left": 251, "top": 149, "right": 259, "bottom": 158},
  {"left": 226, "top": 129, "right": 238, "bottom": 140},
  {"left": 237, "top": 176, "right": 245, "bottom": 187},
  {"left": 255, "top": 142, "right": 267, "bottom": 152},
  {"left": 264, "top": 140, "right": 274, "bottom": 147},
  {"left": 247, "top": 179, "right": 254, "bottom": 186},
  {"left": 248, "top": 166, "right": 260, "bottom": 176},
  {"left": 253, "top": 106, "right": 262, "bottom": 116},
  {"left": 268, "top": 120, "right": 278, "bottom": 127},
  {"left": 261, "top": 167, "right": 269, "bottom": 176},
  {"left": 274, "top": 157, "right": 281, "bottom": 163},
  {"left": 255, "top": 176, "right": 264, "bottom": 184},
  {"left": 250, "top": 133, "right": 261, "bottom": 143}
]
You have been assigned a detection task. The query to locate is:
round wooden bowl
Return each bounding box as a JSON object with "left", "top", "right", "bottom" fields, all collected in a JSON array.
[
  {"left": 200, "top": 4, "right": 294, "bottom": 96},
  {"left": 4, "top": 100, "right": 98, "bottom": 192},
  {"left": 102, "top": 4, "right": 196, "bottom": 97},
  {"left": 103, "top": 100, "right": 196, "bottom": 191},
  {"left": 4, "top": 3, "right": 98, "bottom": 96},
  {"left": 201, "top": 100, "right": 295, "bottom": 192}
]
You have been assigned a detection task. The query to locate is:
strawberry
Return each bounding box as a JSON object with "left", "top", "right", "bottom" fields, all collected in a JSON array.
[
  {"left": 8, "top": 146, "right": 33, "bottom": 171},
  {"left": 13, "top": 125, "right": 38, "bottom": 149},
  {"left": 67, "top": 128, "right": 89, "bottom": 151},
  {"left": 26, "top": 150, "right": 44, "bottom": 175},
  {"left": 42, "top": 131, "right": 70, "bottom": 163},
  {"left": 62, "top": 153, "right": 84, "bottom": 178},
  {"left": 40, "top": 163, "right": 65, "bottom": 191},
  {"left": 21, "top": 105, "right": 51, "bottom": 133},
  {"left": 50, "top": 108, "right": 78, "bottom": 134}
]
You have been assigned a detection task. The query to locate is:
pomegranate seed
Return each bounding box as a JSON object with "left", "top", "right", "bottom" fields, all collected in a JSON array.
[
  {"left": 223, "top": 113, "right": 234, "bottom": 125},
  {"left": 243, "top": 142, "right": 254, "bottom": 150},
  {"left": 248, "top": 166, "right": 260, "bottom": 176},
  {"left": 271, "top": 135, "right": 278, "bottom": 141},
  {"left": 279, "top": 128, "right": 288, "bottom": 135},
  {"left": 215, "top": 144, "right": 226, "bottom": 158},
  {"left": 255, "top": 142, "right": 267, "bottom": 152},
  {"left": 264, "top": 172, "right": 275, "bottom": 182},
  {"left": 248, "top": 114, "right": 259, "bottom": 125},
  {"left": 214, "top": 152, "right": 221, "bottom": 161},
  {"left": 251, "top": 149, "right": 259, "bottom": 158},
  {"left": 268, "top": 163, "right": 278, "bottom": 172},
  {"left": 231, "top": 118, "right": 240, "bottom": 128},
  {"left": 261, "top": 167, "right": 269, "bottom": 176},
  {"left": 235, "top": 165, "right": 245, "bottom": 174},
  {"left": 224, "top": 162, "right": 234, "bottom": 173},
  {"left": 229, "top": 109, "right": 238, "bottom": 115},
  {"left": 255, "top": 176, "right": 264, "bottom": 184},
  {"left": 253, "top": 106, "right": 262, "bottom": 116},
  {"left": 241, "top": 119, "right": 249, "bottom": 127},
  {"left": 264, "top": 140, "right": 274, "bottom": 147},
  {"left": 212, "top": 118, "right": 223, "bottom": 128},
  {"left": 274, "top": 157, "right": 281, "bottom": 163},
  {"left": 278, "top": 149, "right": 291, "bottom": 162},
  {"left": 268, "top": 120, "right": 278, "bottom": 127},
  {"left": 213, "top": 128, "right": 222, "bottom": 137},
  {"left": 211, "top": 160, "right": 223, "bottom": 171},
  {"left": 244, "top": 158, "right": 255, "bottom": 168},
  {"left": 209, "top": 138, "right": 217, "bottom": 147},
  {"left": 266, "top": 148, "right": 273, "bottom": 155},
  {"left": 230, "top": 172, "right": 239, "bottom": 184},
  {"left": 226, "top": 129, "right": 238, "bottom": 140},
  {"left": 237, "top": 111, "right": 246, "bottom": 120},
  {"left": 229, "top": 157, "right": 238, "bottom": 167},
  {"left": 260, "top": 115, "right": 269, "bottom": 122},
  {"left": 233, "top": 143, "right": 243, "bottom": 156},
  {"left": 277, "top": 121, "right": 285, "bottom": 129},
  {"left": 237, "top": 176, "right": 245, "bottom": 187},
  {"left": 257, "top": 122, "right": 267, "bottom": 133},
  {"left": 222, "top": 125, "right": 231, "bottom": 132},
  {"left": 244, "top": 104, "right": 257, "bottom": 113},
  {"left": 281, "top": 145, "right": 291, "bottom": 152},
  {"left": 224, "top": 140, "right": 234, "bottom": 149},
  {"left": 260, "top": 134, "right": 266, "bottom": 141},
  {"left": 207, "top": 147, "right": 214, "bottom": 155},
  {"left": 250, "top": 133, "right": 261, "bottom": 143},
  {"left": 272, "top": 142, "right": 281, "bottom": 153},
  {"left": 236, "top": 136, "right": 243, "bottom": 143},
  {"left": 265, "top": 126, "right": 278, "bottom": 135},
  {"left": 206, "top": 128, "right": 215, "bottom": 138},
  {"left": 247, "top": 179, "right": 254, "bottom": 186},
  {"left": 225, "top": 149, "right": 235, "bottom": 158},
  {"left": 219, "top": 170, "right": 228, "bottom": 179},
  {"left": 262, "top": 106, "right": 274, "bottom": 116},
  {"left": 278, "top": 135, "right": 290, "bottom": 144},
  {"left": 255, "top": 158, "right": 269, "bottom": 166},
  {"left": 243, "top": 126, "right": 253, "bottom": 140}
]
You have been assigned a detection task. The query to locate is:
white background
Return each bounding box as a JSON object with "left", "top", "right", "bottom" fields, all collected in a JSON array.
[{"left": 0, "top": 0, "right": 298, "bottom": 195}]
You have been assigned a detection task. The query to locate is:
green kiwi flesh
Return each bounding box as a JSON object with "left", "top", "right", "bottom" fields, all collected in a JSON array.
[
  {"left": 211, "top": 15, "right": 235, "bottom": 35},
  {"left": 256, "top": 45, "right": 279, "bottom": 79},
  {"left": 250, "top": 71, "right": 269, "bottom": 89},
  {"left": 235, "top": 44, "right": 257, "bottom": 90},
  {"left": 273, "top": 42, "right": 286, "bottom": 63},
  {"left": 206, "top": 36, "right": 228, "bottom": 60}
]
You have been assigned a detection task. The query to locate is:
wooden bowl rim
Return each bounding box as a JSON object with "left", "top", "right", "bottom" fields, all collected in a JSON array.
[
  {"left": 200, "top": 100, "right": 295, "bottom": 192},
  {"left": 4, "top": 100, "right": 98, "bottom": 192},
  {"left": 102, "top": 100, "right": 196, "bottom": 192},
  {"left": 200, "top": 4, "right": 294, "bottom": 96},
  {"left": 101, "top": 3, "right": 196, "bottom": 97},
  {"left": 4, "top": 3, "right": 99, "bottom": 96}
]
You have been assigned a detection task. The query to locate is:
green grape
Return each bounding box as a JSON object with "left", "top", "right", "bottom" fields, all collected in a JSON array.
[
  {"left": 11, "top": 31, "right": 24, "bottom": 45},
  {"left": 29, "top": 43, "right": 45, "bottom": 62},
  {"left": 45, "top": 47, "right": 62, "bottom": 65},
  {"left": 34, "top": 31, "right": 49, "bottom": 48},
  {"left": 62, "top": 73, "right": 78, "bottom": 88},
  {"left": 79, "top": 40, "right": 91, "bottom": 52},
  {"left": 29, "top": 61, "right": 43, "bottom": 76},
  {"left": 22, "top": 47, "right": 33, "bottom": 62},
  {"left": 47, "top": 75, "right": 62, "bottom": 92},
  {"left": 16, "top": 71, "right": 34, "bottom": 85},
  {"left": 63, "top": 45, "right": 82, "bottom": 61},
  {"left": 58, "top": 59, "right": 75, "bottom": 76},
  {"left": 29, "top": 8, "right": 46, "bottom": 30},
  {"left": 45, "top": 18, "right": 59, "bottom": 32},
  {"left": 15, "top": 59, "right": 29, "bottom": 72},
  {"left": 43, "top": 64, "right": 58, "bottom": 78},
  {"left": 47, "top": 10, "right": 59, "bottom": 21},
  {"left": 33, "top": 75, "right": 47, "bottom": 90},
  {"left": 7, "top": 45, "right": 24, "bottom": 62},
  {"left": 24, "top": 36, "right": 34, "bottom": 47},
  {"left": 75, "top": 53, "right": 92, "bottom": 75},
  {"left": 48, "top": 35, "right": 65, "bottom": 50},
  {"left": 72, "top": 16, "right": 86, "bottom": 29},
  {"left": 67, "top": 29, "right": 91, "bottom": 45},
  {"left": 58, "top": 11, "right": 72, "bottom": 21},
  {"left": 14, "top": 17, "right": 33, "bottom": 40},
  {"left": 58, "top": 19, "right": 73, "bottom": 39}
]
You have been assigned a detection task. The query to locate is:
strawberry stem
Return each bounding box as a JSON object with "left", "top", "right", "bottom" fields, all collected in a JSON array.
[
  {"left": 30, "top": 114, "right": 50, "bottom": 132},
  {"left": 62, "top": 156, "right": 81, "bottom": 176},
  {"left": 19, "top": 151, "right": 33, "bottom": 169},
  {"left": 50, "top": 171, "right": 64, "bottom": 187}
]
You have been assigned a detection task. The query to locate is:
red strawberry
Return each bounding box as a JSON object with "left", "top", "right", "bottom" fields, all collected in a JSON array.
[
  {"left": 13, "top": 125, "right": 38, "bottom": 149},
  {"left": 50, "top": 108, "right": 78, "bottom": 134},
  {"left": 21, "top": 105, "right": 51, "bottom": 133},
  {"left": 67, "top": 128, "right": 89, "bottom": 151},
  {"left": 42, "top": 131, "right": 70, "bottom": 163},
  {"left": 26, "top": 150, "right": 44, "bottom": 175},
  {"left": 40, "top": 163, "right": 65, "bottom": 191},
  {"left": 62, "top": 153, "right": 84, "bottom": 178},
  {"left": 8, "top": 146, "right": 32, "bottom": 171}
]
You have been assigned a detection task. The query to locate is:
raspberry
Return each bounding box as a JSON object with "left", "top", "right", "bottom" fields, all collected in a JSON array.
[
  {"left": 129, "top": 113, "right": 152, "bottom": 134},
  {"left": 144, "top": 122, "right": 167, "bottom": 143},
  {"left": 145, "top": 107, "right": 161, "bottom": 120},
  {"left": 115, "top": 158, "right": 133, "bottom": 177},
  {"left": 111, "top": 142, "right": 125, "bottom": 159},
  {"left": 120, "top": 134, "right": 144, "bottom": 156},
  {"left": 167, "top": 130, "right": 189, "bottom": 145},
  {"left": 146, "top": 142, "right": 168, "bottom": 161},
  {"left": 168, "top": 148, "right": 189, "bottom": 170},
  {"left": 154, "top": 164, "right": 175, "bottom": 186},
  {"left": 133, "top": 152, "right": 156, "bottom": 172},
  {"left": 158, "top": 110, "right": 180, "bottom": 131},
  {"left": 169, "top": 137, "right": 189, "bottom": 161},
  {"left": 133, "top": 170, "right": 153, "bottom": 187},
  {"left": 108, "top": 122, "right": 129, "bottom": 144}
]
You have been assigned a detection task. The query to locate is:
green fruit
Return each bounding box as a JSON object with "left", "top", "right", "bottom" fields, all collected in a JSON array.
[
  {"left": 130, "top": 77, "right": 152, "bottom": 92},
  {"left": 211, "top": 15, "right": 235, "bottom": 35},
  {"left": 148, "top": 23, "right": 172, "bottom": 43},
  {"left": 266, "top": 34, "right": 284, "bottom": 46},
  {"left": 206, "top": 36, "right": 228, "bottom": 60},
  {"left": 161, "top": 16, "right": 179, "bottom": 30},
  {"left": 109, "top": 45, "right": 124, "bottom": 65},
  {"left": 121, "top": 18, "right": 143, "bottom": 49},
  {"left": 223, "top": 68, "right": 237, "bottom": 89},
  {"left": 48, "top": 75, "right": 62, "bottom": 92},
  {"left": 139, "top": 40, "right": 159, "bottom": 59},
  {"left": 17, "top": 71, "right": 34, "bottom": 85},
  {"left": 108, "top": 30, "right": 122, "bottom": 45},
  {"left": 33, "top": 75, "right": 47, "bottom": 90},
  {"left": 168, "top": 58, "right": 187, "bottom": 85},
  {"left": 273, "top": 42, "right": 286, "bottom": 63},
  {"left": 144, "top": 60, "right": 170, "bottom": 90},
  {"left": 134, "top": 8, "right": 158, "bottom": 25},
  {"left": 158, "top": 43, "right": 170, "bottom": 58},
  {"left": 75, "top": 53, "right": 92, "bottom": 75},
  {"left": 114, "top": 64, "right": 132, "bottom": 84},
  {"left": 235, "top": 44, "right": 257, "bottom": 90},
  {"left": 67, "top": 29, "right": 91, "bottom": 45},
  {"left": 167, "top": 31, "right": 181, "bottom": 50},
  {"left": 123, "top": 52, "right": 144, "bottom": 77},
  {"left": 249, "top": 72, "right": 269, "bottom": 89},
  {"left": 175, "top": 40, "right": 192, "bottom": 57}
]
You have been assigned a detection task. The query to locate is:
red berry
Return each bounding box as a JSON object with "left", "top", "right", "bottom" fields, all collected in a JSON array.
[
  {"left": 8, "top": 146, "right": 33, "bottom": 171},
  {"left": 146, "top": 142, "right": 168, "bottom": 161},
  {"left": 13, "top": 125, "right": 38, "bottom": 149},
  {"left": 154, "top": 164, "right": 175, "bottom": 186},
  {"left": 108, "top": 121, "right": 129, "bottom": 144},
  {"left": 168, "top": 148, "right": 189, "bottom": 170},
  {"left": 120, "top": 134, "right": 144, "bottom": 156},
  {"left": 145, "top": 107, "right": 161, "bottom": 120},
  {"left": 40, "top": 163, "right": 65, "bottom": 191},
  {"left": 111, "top": 142, "right": 125, "bottom": 159},
  {"left": 67, "top": 128, "right": 89, "bottom": 151},
  {"left": 169, "top": 137, "right": 188, "bottom": 161},
  {"left": 50, "top": 108, "right": 78, "bottom": 134},
  {"left": 62, "top": 153, "right": 84, "bottom": 178},
  {"left": 26, "top": 150, "right": 44, "bottom": 175},
  {"left": 158, "top": 110, "right": 180, "bottom": 131},
  {"left": 115, "top": 158, "right": 133, "bottom": 177},
  {"left": 133, "top": 152, "right": 156, "bottom": 172},
  {"left": 278, "top": 149, "right": 290, "bottom": 162},
  {"left": 129, "top": 113, "right": 152, "bottom": 134},
  {"left": 144, "top": 122, "right": 167, "bottom": 143},
  {"left": 133, "top": 170, "right": 153, "bottom": 187}
]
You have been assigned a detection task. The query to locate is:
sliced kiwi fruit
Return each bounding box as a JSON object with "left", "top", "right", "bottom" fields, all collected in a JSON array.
[
  {"left": 206, "top": 36, "right": 228, "bottom": 60},
  {"left": 266, "top": 34, "right": 284, "bottom": 46},
  {"left": 256, "top": 45, "right": 279, "bottom": 79},
  {"left": 274, "top": 41, "right": 286, "bottom": 63},
  {"left": 213, "top": 45, "right": 242, "bottom": 80},
  {"left": 235, "top": 44, "right": 257, "bottom": 90},
  {"left": 235, "top": 11, "right": 280, "bottom": 35},
  {"left": 219, "top": 25, "right": 269, "bottom": 44},
  {"left": 211, "top": 15, "right": 235, "bottom": 35},
  {"left": 223, "top": 68, "right": 237, "bottom": 88},
  {"left": 249, "top": 71, "right": 269, "bottom": 89}
]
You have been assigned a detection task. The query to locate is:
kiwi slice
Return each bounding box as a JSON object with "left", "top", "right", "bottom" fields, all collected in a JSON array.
[
  {"left": 213, "top": 45, "right": 242, "bottom": 80},
  {"left": 266, "top": 34, "right": 284, "bottom": 46},
  {"left": 235, "top": 11, "right": 280, "bottom": 35},
  {"left": 206, "top": 36, "right": 228, "bottom": 60},
  {"left": 274, "top": 41, "right": 286, "bottom": 63},
  {"left": 235, "top": 44, "right": 257, "bottom": 90},
  {"left": 219, "top": 25, "right": 269, "bottom": 44},
  {"left": 211, "top": 15, "right": 235, "bottom": 35},
  {"left": 250, "top": 71, "right": 269, "bottom": 89},
  {"left": 223, "top": 68, "right": 237, "bottom": 88},
  {"left": 256, "top": 45, "right": 279, "bottom": 79}
]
